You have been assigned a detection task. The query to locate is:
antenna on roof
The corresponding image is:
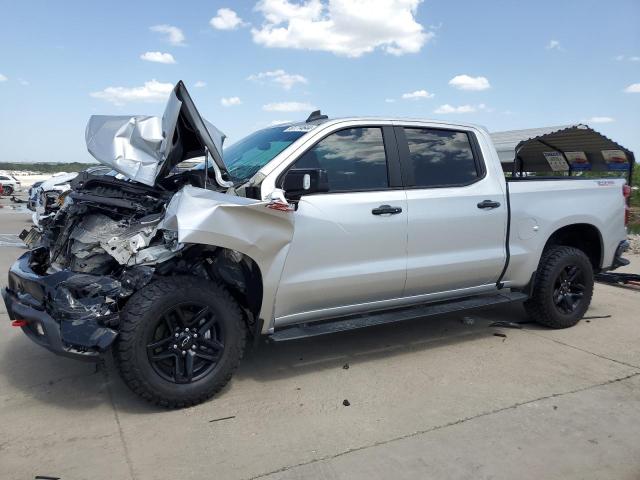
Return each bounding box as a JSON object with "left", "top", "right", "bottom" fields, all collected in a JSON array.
[{"left": 306, "top": 110, "right": 328, "bottom": 123}]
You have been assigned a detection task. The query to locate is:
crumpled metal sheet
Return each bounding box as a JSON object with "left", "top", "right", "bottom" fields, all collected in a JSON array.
[
  {"left": 70, "top": 213, "right": 178, "bottom": 266},
  {"left": 86, "top": 115, "right": 165, "bottom": 186},
  {"left": 85, "top": 88, "right": 226, "bottom": 187},
  {"left": 160, "top": 186, "right": 295, "bottom": 326}
]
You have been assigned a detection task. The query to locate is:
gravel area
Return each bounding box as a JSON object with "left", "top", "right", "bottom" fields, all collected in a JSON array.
[{"left": 628, "top": 234, "right": 640, "bottom": 255}]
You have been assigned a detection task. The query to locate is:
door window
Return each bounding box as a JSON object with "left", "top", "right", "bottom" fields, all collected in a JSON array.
[
  {"left": 294, "top": 127, "right": 389, "bottom": 192},
  {"left": 404, "top": 128, "right": 480, "bottom": 187}
]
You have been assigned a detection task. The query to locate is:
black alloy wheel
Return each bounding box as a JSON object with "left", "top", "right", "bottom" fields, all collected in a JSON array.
[
  {"left": 147, "top": 302, "right": 225, "bottom": 384},
  {"left": 115, "top": 277, "right": 246, "bottom": 408},
  {"left": 552, "top": 264, "right": 586, "bottom": 314}
]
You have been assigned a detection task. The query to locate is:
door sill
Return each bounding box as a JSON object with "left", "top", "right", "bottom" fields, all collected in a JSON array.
[{"left": 269, "top": 290, "right": 528, "bottom": 342}]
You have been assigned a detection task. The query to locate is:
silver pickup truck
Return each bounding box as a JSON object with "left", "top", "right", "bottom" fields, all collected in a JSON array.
[{"left": 3, "top": 82, "right": 632, "bottom": 407}]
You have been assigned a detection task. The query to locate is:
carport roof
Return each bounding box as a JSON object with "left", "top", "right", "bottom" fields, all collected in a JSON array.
[{"left": 490, "top": 124, "right": 635, "bottom": 173}]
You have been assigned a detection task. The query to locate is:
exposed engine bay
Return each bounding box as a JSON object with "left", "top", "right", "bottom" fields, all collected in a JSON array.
[
  {"left": 17, "top": 166, "right": 266, "bottom": 354},
  {"left": 8, "top": 81, "right": 284, "bottom": 357}
]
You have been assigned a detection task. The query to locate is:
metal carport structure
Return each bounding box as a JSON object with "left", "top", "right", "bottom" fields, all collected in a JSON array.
[{"left": 490, "top": 124, "right": 635, "bottom": 182}]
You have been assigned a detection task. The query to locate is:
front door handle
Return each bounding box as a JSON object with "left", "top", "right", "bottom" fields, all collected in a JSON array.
[
  {"left": 372, "top": 204, "right": 403, "bottom": 215},
  {"left": 477, "top": 200, "right": 501, "bottom": 209}
]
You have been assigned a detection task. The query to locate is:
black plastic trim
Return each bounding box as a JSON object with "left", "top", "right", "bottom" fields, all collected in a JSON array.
[
  {"left": 496, "top": 181, "right": 512, "bottom": 288},
  {"left": 3, "top": 288, "right": 103, "bottom": 362},
  {"left": 382, "top": 125, "right": 403, "bottom": 188}
]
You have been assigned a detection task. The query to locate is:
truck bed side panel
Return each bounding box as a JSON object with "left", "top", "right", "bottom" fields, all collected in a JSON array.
[{"left": 503, "top": 178, "right": 626, "bottom": 287}]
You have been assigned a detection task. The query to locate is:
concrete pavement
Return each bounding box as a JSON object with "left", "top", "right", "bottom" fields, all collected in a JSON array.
[{"left": 0, "top": 210, "right": 639, "bottom": 480}]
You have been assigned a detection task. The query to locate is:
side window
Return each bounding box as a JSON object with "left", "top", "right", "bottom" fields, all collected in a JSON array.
[
  {"left": 404, "top": 128, "right": 480, "bottom": 187},
  {"left": 294, "top": 127, "right": 389, "bottom": 192}
]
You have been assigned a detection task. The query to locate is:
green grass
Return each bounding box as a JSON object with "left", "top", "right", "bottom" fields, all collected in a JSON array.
[{"left": 0, "top": 162, "right": 95, "bottom": 174}]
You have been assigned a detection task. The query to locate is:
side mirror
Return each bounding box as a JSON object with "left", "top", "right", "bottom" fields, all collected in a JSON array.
[{"left": 283, "top": 168, "right": 329, "bottom": 198}]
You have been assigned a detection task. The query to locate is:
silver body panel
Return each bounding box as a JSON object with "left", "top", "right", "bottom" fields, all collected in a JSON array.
[
  {"left": 503, "top": 178, "right": 627, "bottom": 287},
  {"left": 274, "top": 190, "right": 408, "bottom": 323},
  {"left": 85, "top": 83, "right": 228, "bottom": 187},
  {"left": 143, "top": 117, "right": 626, "bottom": 335},
  {"left": 257, "top": 119, "right": 625, "bottom": 333}
]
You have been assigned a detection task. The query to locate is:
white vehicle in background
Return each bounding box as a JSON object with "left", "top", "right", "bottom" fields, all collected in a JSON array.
[
  {"left": 31, "top": 166, "right": 112, "bottom": 226},
  {"left": 0, "top": 173, "right": 21, "bottom": 195},
  {"left": 32, "top": 171, "right": 78, "bottom": 226}
]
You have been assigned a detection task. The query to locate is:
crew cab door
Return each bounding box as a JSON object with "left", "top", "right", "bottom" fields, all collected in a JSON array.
[
  {"left": 395, "top": 125, "right": 507, "bottom": 296},
  {"left": 274, "top": 126, "right": 407, "bottom": 325}
]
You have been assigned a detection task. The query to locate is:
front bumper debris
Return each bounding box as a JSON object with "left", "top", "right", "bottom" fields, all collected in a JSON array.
[{"left": 3, "top": 251, "right": 120, "bottom": 361}]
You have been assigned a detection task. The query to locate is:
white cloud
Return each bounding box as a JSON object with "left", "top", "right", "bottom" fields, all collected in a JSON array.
[
  {"left": 210, "top": 8, "right": 246, "bottom": 30},
  {"left": 247, "top": 69, "right": 308, "bottom": 89},
  {"left": 448, "top": 74, "right": 490, "bottom": 91},
  {"left": 434, "top": 103, "right": 488, "bottom": 114},
  {"left": 19, "top": 78, "right": 29, "bottom": 86},
  {"left": 624, "top": 83, "right": 640, "bottom": 93},
  {"left": 140, "top": 51, "right": 176, "bottom": 64},
  {"left": 251, "top": 0, "right": 433, "bottom": 57},
  {"left": 221, "top": 96, "right": 242, "bottom": 107},
  {"left": 90, "top": 80, "right": 173, "bottom": 106},
  {"left": 150, "top": 24, "right": 186, "bottom": 46},
  {"left": 194, "top": 80, "right": 207, "bottom": 88},
  {"left": 615, "top": 54, "right": 640, "bottom": 62},
  {"left": 546, "top": 39, "right": 563, "bottom": 51},
  {"left": 263, "top": 101, "right": 316, "bottom": 112},
  {"left": 401, "top": 89, "right": 434, "bottom": 100},
  {"left": 385, "top": 98, "right": 395, "bottom": 103},
  {"left": 0, "top": 73, "right": 7, "bottom": 82},
  {"left": 269, "top": 119, "right": 292, "bottom": 126},
  {"left": 587, "top": 116, "right": 614, "bottom": 123}
]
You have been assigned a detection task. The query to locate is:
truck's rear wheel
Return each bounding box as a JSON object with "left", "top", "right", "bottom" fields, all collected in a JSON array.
[
  {"left": 524, "top": 246, "right": 594, "bottom": 329},
  {"left": 114, "top": 277, "right": 246, "bottom": 408}
]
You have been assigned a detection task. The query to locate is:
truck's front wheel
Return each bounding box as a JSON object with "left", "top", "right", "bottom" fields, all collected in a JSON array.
[
  {"left": 524, "top": 246, "right": 594, "bottom": 329},
  {"left": 114, "top": 277, "right": 246, "bottom": 408}
]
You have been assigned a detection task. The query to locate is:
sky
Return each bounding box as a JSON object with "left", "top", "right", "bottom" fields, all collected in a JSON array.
[{"left": 0, "top": 0, "right": 639, "bottom": 163}]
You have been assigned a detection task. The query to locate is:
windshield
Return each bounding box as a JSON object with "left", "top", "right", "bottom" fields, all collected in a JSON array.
[{"left": 222, "top": 126, "right": 307, "bottom": 183}]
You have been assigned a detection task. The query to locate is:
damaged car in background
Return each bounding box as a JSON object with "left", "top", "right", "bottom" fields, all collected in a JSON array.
[
  {"left": 3, "top": 81, "right": 631, "bottom": 408},
  {"left": 28, "top": 165, "right": 112, "bottom": 226}
]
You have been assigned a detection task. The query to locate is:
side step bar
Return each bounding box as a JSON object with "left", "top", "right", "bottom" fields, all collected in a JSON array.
[{"left": 269, "top": 291, "right": 528, "bottom": 342}]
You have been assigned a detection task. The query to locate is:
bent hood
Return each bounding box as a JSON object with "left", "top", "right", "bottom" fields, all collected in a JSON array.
[{"left": 85, "top": 81, "right": 231, "bottom": 187}]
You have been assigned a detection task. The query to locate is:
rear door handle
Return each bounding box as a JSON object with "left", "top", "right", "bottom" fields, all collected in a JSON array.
[
  {"left": 477, "top": 200, "right": 501, "bottom": 209},
  {"left": 372, "top": 204, "right": 403, "bottom": 215}
]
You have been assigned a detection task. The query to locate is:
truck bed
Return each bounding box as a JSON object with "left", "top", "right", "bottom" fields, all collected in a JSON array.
[{"left": 502, "top": 177, "right": 627, "bottom": 288}]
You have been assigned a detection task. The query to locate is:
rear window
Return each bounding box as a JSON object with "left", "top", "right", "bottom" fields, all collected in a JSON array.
[{"left": 404, "top": 128, "right": 480, "bottom": 188}]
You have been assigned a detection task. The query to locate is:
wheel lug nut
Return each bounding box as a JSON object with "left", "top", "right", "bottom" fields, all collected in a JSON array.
[
  {"left": 191, "top": 345, "right": 196, "bottom": 350},
  {"left": 173, "top": 344, "right": 177, "bottom": 349},
  {"left": 193, "top": 333, "right": 198, "bottom": 338},
  {"left": 175, "top": 333, "right": 179, "bottom": 337},
  {"left": 182, "top": 351, "right": 186, "bottom": 355},
  {"left": 185, "top": 328, "right": 190, "bottom": 332}
]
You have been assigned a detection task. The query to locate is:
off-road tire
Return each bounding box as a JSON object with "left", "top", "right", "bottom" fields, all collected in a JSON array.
[
  {"left": 114, "top": 276, "right": 246, "bottom": 408},
  {"left": 524, "top": 246, "right": 594, "bottom": 329}
]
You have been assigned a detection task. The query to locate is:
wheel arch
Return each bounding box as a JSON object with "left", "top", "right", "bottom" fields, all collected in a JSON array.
[
  {"left": 542, "top": 223, "right": 603, "bottom": 271},
  {"left": 204, "top": 248, "right": 264, "bottom": 337}
]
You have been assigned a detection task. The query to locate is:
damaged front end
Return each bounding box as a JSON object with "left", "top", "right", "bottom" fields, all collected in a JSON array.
[
  {"left": 3, "top": 174, "right": 179, "bottom": 359},
  {"left": 2, "top": 81, "right": 247, "bottom": 359}
]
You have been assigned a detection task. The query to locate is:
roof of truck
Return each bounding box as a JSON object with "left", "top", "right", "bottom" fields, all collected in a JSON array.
[{"left": 272, "top": 116, "right": 486, "bottom": 131}]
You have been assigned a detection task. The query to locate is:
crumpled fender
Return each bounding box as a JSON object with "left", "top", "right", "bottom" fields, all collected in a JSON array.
[{"left": 160, "top": 186, "right": 294, "bottom": 329}]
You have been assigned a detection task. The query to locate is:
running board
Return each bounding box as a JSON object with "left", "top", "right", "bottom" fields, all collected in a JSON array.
[{"left": 269, "top": 291, "right": 528, "bottom": 342}]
